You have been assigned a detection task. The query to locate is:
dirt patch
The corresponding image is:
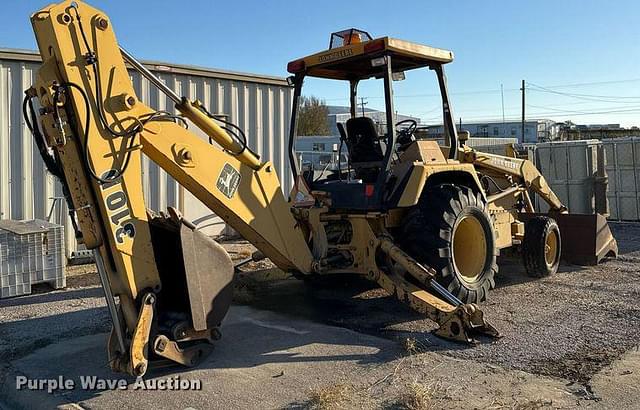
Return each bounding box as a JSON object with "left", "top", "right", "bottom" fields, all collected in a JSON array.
[
  {"left": 3, "top": 223, "right": 639, "bottom": 409},
  {"left": 59, "top": 241, "right": 277, "bottom": 295},
  {"left": 289, "top": 344, "right": 577, "bottom": 409}
]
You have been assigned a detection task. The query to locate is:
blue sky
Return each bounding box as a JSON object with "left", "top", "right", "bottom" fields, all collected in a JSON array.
[{"left": 2, "top": 0, "right": 640, "bottom": 126}]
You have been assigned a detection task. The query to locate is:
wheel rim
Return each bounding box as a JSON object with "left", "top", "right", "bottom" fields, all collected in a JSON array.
[
  {"left": 452, "top": 215, "right": 487, "bottom": 283},
  {"left": 544, "top": 230, "right": 559, "bottom": 267}
]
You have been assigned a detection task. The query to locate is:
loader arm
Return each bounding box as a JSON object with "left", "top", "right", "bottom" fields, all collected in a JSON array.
[
  {"left": 460, "top": 147, "right": 617, "bottom": 265},
  {"left": 462, "top": 149, "right": 567, "bottom": 212}
]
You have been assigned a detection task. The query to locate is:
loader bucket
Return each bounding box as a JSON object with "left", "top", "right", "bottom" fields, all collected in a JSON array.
[{"left": 519, "top": 213, "right": 618, "bottom": 265}]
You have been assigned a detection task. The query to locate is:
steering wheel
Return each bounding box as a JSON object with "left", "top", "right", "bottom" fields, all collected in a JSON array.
[{"left": 395, "top": 119, "right": 418, "bottom": 146}]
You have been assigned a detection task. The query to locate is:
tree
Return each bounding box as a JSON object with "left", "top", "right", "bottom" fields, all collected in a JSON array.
[{"left": 297, "top": 96, "right": 330, "bottom": 136}]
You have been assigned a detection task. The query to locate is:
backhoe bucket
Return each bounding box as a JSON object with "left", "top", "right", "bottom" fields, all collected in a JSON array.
[
  {"left": 149, "top": 211, "right": 234, "bottom": 332},
  {"left": 520, "top": 213, "right": 618, "bottom": 265}
]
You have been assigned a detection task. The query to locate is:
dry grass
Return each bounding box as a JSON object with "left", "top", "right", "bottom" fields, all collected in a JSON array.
[
  {"left": 396, "top": 381, "right": 447, "bottom": 410},
  {"left": 247, "top": 267, "right": 290, "bottom": 282},
  {"left": 403, "top": 338, "right": 417, "bottom": 354},
  {"left": 402, "top": 338, "right": 430, "bottom": 355},
  {"left": 307, "top": 383, "right": 356, "bottom": 409},
  {"left": 232, "top": 268, "right": 289, "bottom": 304},
  {"left": 513, "top": 398, "right": 553, "bottom": 410}
]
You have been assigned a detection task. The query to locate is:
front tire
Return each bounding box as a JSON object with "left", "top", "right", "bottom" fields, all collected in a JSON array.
[
  {"left": 522, "top": 216, "right": 561, "bottom": 277},
  {"left": 399, "top": 184, "right": 498, "bottom": 304}
]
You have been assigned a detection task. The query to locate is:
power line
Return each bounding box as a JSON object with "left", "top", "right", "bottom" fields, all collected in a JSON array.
[
  {"left": 527, "top": 78, "right": 640, "bottom": 89},
  {"left": 526, "top": 82, "right": 640, "bottom": 103},
  {"left": 315, "top": 77, "right": 640, "bottom": 103},
  {"left": 531, "top": 106, "right": 640, "bottom": 116},
  {"left": 319, "top": 77, "right": 640, "bottom": 125},
  {"left": 451, "top": 107, "right": 640, "bottom": 123},
  {"left": 520, "top": 100, "right": 618, "bottom": 109},
  {"left": 526, "top": 103, "right": 598, "bottom": 115},
  {"left": 321, "top": 86, "right": 521, "bottom": 102},
  {"left": 358, "top": 97, "right": 368, "bottom": 116},
  {"left": 316, "top": 77, "right": 640, "bottom": 103},
  {"left": 413, "top": 105, "right": 442, "bottom": 115}
]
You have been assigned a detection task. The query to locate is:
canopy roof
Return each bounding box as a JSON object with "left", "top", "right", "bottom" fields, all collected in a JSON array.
[{"left": 287, "top": 37, "right": 454, "bottom": 80}]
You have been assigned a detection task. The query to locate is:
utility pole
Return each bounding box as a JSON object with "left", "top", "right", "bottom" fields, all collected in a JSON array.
[
  {"left": 520, "top": 80, "right": 525, "bottom": 143},
  {"left": 359, "top": 97, "right": 368, "bottom": 117},
  {"left": 501, "top": 83, "right": 505, "bottom": 125}
]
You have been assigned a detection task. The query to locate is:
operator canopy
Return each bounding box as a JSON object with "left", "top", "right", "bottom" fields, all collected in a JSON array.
[{"left": 287, "top": 28, "right": 454, "bottom": 80}]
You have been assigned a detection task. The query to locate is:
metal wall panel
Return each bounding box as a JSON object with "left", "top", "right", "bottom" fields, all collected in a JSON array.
[
  {"left": 534, "top": 140, "right": 600, "bottom": 214},
  {"left": 0, "top": 50, "right": 294, "bottom": 256},
  {"left": 603, "top": 137, "right": 640, "bottom": 221},
  {"left": 529, "top": 138, "right": 640, "bottom": 221}
]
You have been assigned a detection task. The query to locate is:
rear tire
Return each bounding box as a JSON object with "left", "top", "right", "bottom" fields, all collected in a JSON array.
[
  {"left": 399, "top": 184, "right": 498, "bottom": 304},
  {"left": 522, "top": 216, "right": 561, "bottom": 277}
]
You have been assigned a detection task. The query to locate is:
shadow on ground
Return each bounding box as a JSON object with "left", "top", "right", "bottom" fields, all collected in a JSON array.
[{"left": 4, "top": 304, "right": 404, "bottom": 407}]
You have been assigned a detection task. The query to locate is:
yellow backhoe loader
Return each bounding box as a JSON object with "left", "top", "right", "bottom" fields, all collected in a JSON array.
[{"left": 24, "top": 3, "right": 617, "bottom": 376}]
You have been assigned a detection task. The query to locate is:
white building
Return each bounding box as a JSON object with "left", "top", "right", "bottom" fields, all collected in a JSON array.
[
  {"left": 294, "top": 136, "right": 347, "bottom": 171},
  {"left": 423, "top": 119, "right": 559, "bottom": 143}
]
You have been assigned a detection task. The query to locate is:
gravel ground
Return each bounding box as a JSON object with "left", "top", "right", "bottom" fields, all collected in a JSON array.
[
  {"left": 0, "top": 286, "right": 110, "bottom": 384},
  {"left": 235, "top": 222, "right": 640, "bottom": 387}
]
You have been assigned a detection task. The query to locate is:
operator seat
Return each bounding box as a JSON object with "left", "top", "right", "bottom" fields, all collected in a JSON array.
[
  {"left": 345, "top": 117, "right": 384, "bottom": 163},
  {"left": 314, "top": 118, "right": 385, "bottom": 210},
  {"left": 342, "top": 117, "right": 384, "bottom": 182}
]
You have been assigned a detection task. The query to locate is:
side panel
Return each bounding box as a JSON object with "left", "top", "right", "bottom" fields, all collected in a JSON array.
[{"left": 394, "top": 164, "right": 485, "bottom": 208}]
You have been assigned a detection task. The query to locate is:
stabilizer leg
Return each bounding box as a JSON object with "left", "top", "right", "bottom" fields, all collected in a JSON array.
[{"left": 376, "top": 238, "right": 500, "bottom": 343}]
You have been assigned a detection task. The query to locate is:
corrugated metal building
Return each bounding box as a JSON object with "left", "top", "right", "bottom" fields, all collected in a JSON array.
[{"left": 0, "top": 48, "right": 294, "bottom": 258}]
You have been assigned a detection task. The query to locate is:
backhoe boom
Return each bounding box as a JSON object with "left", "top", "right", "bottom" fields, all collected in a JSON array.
[{"left": 29, "top": 0, "right": 313, "bottom": 374}]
